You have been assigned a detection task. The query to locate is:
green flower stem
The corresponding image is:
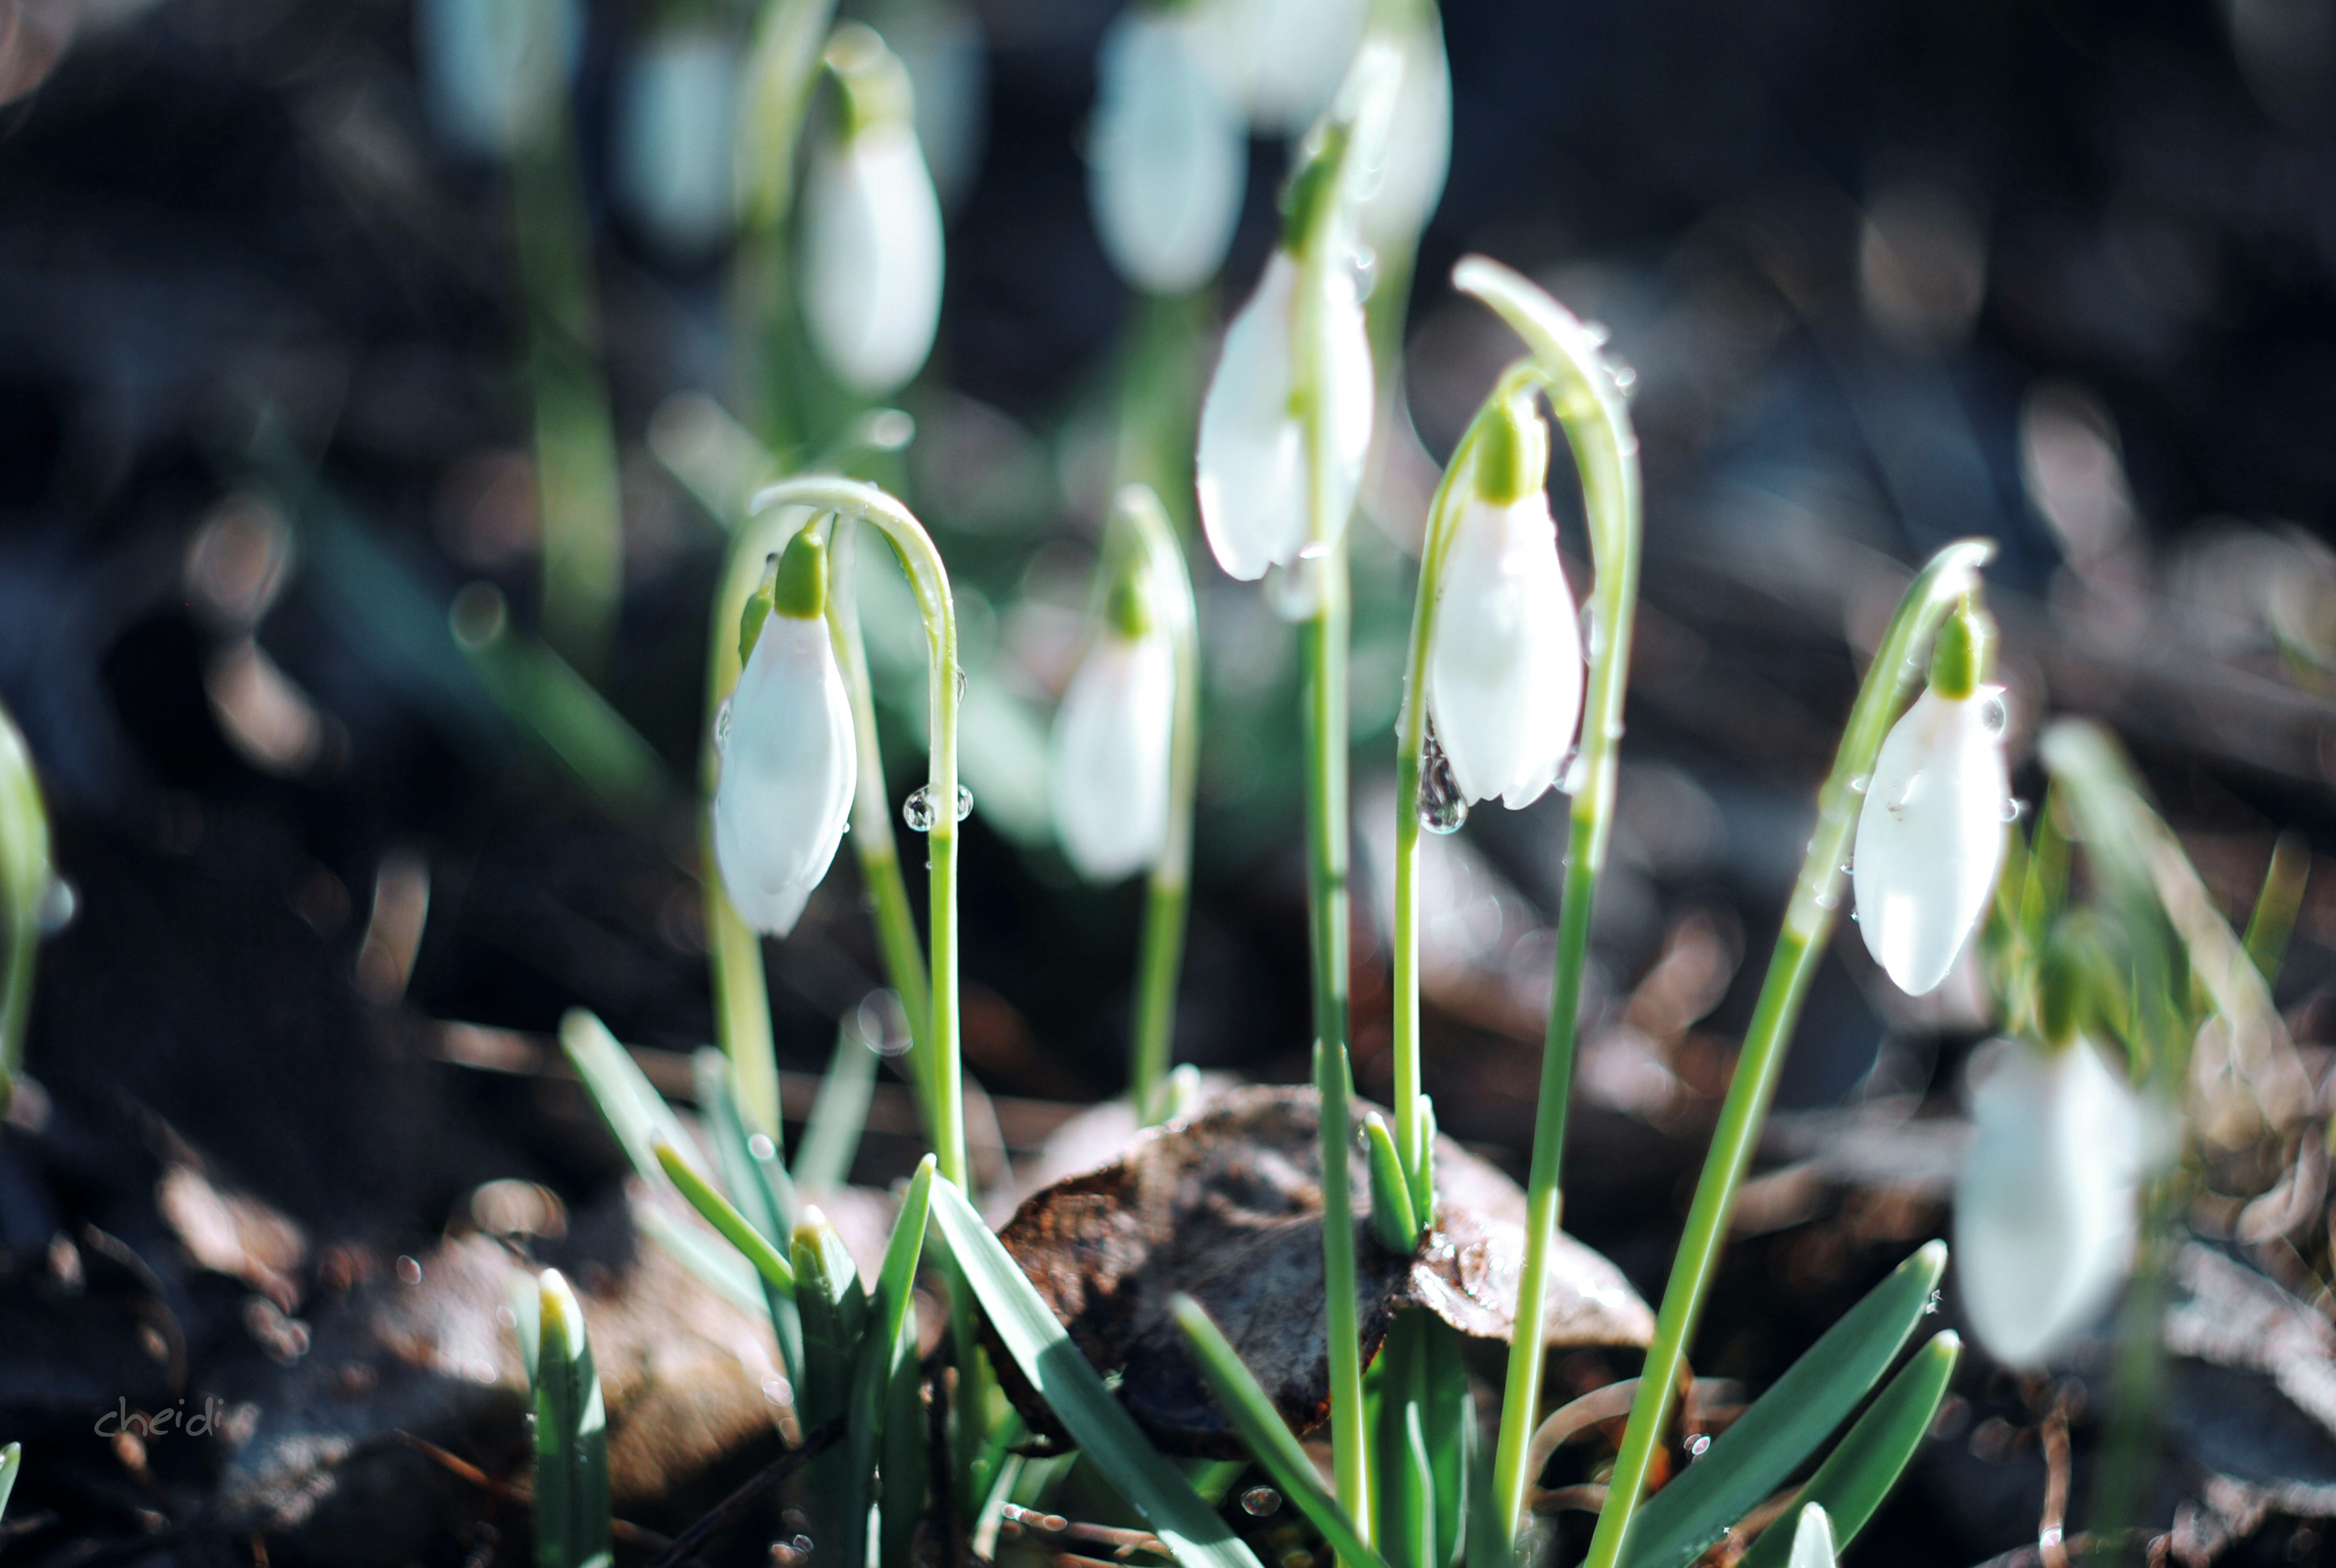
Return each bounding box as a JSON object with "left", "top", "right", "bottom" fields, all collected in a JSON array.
[
  {"left": 753, "top": 476, "right": 965, "bottom": 1191},
  {"left": 1389, "top": 360, "right": 1544, "bottom": 1190},
  {"left": 1577, "top": 536, "right": 1995, "bottom": 1568},
  {"left": 1448, "top": 258, "right": 1646, "bottom": 1547},
  {"left": 0, "top": 702, "right": 49, "bottom": 1117},
  {"left": 825, "top": 515, "right": 936, "bottom": 1090},
  {"left": 1113, "top": 485, "right": 1202, "bottom": 1125}
]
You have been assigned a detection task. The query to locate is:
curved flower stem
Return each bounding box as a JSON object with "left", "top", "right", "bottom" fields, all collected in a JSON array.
[
  {"left": 1389, "top": 357, "right": 1546, "bottom": 1203},
  {"left": 1450, "top": 257, "right": 1646, "bottom": 1549},
  {"left": 0, "top": 701, "right": 49, "bottom": 1117},
  {"left": 750, "top": 475, "right": 966, "bottom": 1193},
  {"left": 824, "top": 514, "right": 936, "bottom": 1092},
  {"left": 1112, "top": 484, "right": 1202, "bottom": 1127},
  {"left": 1576, "top": 536, "right": 1996, "bottom": 1568}
]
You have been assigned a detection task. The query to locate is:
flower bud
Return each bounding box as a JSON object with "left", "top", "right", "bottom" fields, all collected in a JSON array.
[
  {"left": 1088, "top": 6, "right": 1246, "bottom": 295},
  {"left": 1850, "top": 602, "right": 2010, "bottom": 995},
  {"left": 1195, "top": 249, "right": 1373, "bottom": 580},
  {"left": 1424, "top": 398, "right": 1583, "bottom": 808},
  {"left": 1954, "top": 1034, "right": 2139, "bottom": 1366},
  {"left": 800, "top": 26, "right": 945, "bottom": 394},
  {"left": 1050, "top": 566, "right": 1175, "bottom": 881},
  {"left": 712, "top": 529, "right": 857, "bottom": 936}
]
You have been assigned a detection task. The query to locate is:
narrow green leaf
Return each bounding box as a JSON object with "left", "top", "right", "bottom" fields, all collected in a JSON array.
[
  {"left": 1365, "top": 1113, "right": 1420, "bottom": 1251},
  {"left": 534, "top": 1270, "right": 613, "bottom": 1568},
  {"left": 690, "top": 1049, "right": 803, "bottom": 1378},
  {"left": 2244, "top": 832, "right": 2310, "bottom": 987},
  {"left": 655, "top": 1138, "right": 797, "bottom": 1295},
  {"left": 880, "top": 1301, "right": 928, "bottom": 1568},
  {"left": 795, "top": 1015, "right": 880, "bottom": 1191},
  {"left": 1618, "top": 1241, "right": 1947, "bottom": 1568},
  {"left": 1170, "top": 1294, "right": 1389, "bottom": 1568},
  {"left": 0, "top": 699, "right": 52, "bottom": 1115},
  {"left": 1737, "top": 1334, "right": 1962, "bottom": 1568},
  {"left": 927, "top": 1178, "right": 1266, "bottom": 1568},
  {"left": 1787, "top": 1504, "right": 1836, "bottom": 1568},
  {"left": 1400, "top": 1407, "right": 1434, "bottom": 1568},
  {"left": 851, "top": 1161, "right": 936, "bottom": 1568},
  {"left": 1463, "top": 1391, "right": 1504, "bottom": 1568},
  {"left": 792, "top": 1207, "right": 869, "bottom": 1426},
  {"left": 1409, "top": 1095, "right": 1437, "bottom": 1231},
  {"left": 0, "top": 1440, "right": 21, "bottom": 1523},
  {"left": 1425, "top": 1320, "right": 1468, "bottom": 1568},
  {"left": 561, "top": 1009, "right": 692, "bottom": 1185},
  {"left": 632, "top": 1199, "right": 766, "bottom": 1317}
]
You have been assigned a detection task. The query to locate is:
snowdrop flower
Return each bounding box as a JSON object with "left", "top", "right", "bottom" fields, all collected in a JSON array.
[
  {"left": 1187, "top": 0, "right": 1367, "bottom": 136},
  {"left": 712, "top": 528, "right": 857, "bottom": 936},
  {"left": 1358, "top": 16, "right": 1450, "bottom": 246},
  {"left": 800, "top": 26, "right": 945, "bottom": 395},
  {"left": 1050, "top": 566, "right": 1175, "bottom": 880},
  {"left": 1195, "top": 249, "right": 1374, "bottom": 581},
  {"left": 615, "top": 27, "right": 740, "bottom": 259},
  {"left": 1425, "top": 395, "right": 1583, "bottom": 808},
  {"left": 1852, "top": 602, "right": 2011, "bottom": 995},
  {"left": 1955, "top": 954, "right": 2140, "bottom": 1366},
  {"left": 1087, "top": 6, "right": 1246, "bottom": 295}
]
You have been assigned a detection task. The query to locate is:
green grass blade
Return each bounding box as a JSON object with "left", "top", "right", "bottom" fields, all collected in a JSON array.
[
  {"left": 1737, "top": 1333, "right": 1961, "bottom": 1568},
  {"left": 1365, "top": 1113, "right": 1420, "bottom": 1250},
  {"left": 928, "top": 1178, "right": 1267, "bottom": 1568},
  {"left": 795, "top": 1015, "right": 881, "bottom": 1191},
  {"left": 1618, "top": 1241, "right": 1946, "bottom": 1568},
  {"left": 656, "top": 1138, "right": 797, "bottom": 1295},
  {"left": 853, "top": 1158, "right": 937, "bottom": 1568},
  {"left": 632, "top": 1199, "right": 766, "bottom": 1316},
  {"left": 690, "top": 1049, "right": 805, "bottom": 1378},
  {"left": 0, "top": 1440, "right": 20, "bottom": 1523},
  {"left": 0, "top": 699, "right": 50, "bottom": 1116},
  {"left": 1425, "top": 1320, "right": 1467, "bottom": 1568},
  {"left": 796, "top": 1203, "right": 874, "bottom": 1568},
  {"left": 1170, "top": 1294, "right": 1389, "bottom": 1568},
  {"left": 2244, "top": 832, "right": 2310, "bottom": 986},
  {"left": 1787, "top": 1504, "right": 1835, "bottom": 1568},
  {"left": 561, "top": 1009, "right": 693, "bottom": 1185},
  {"left": 534, "top": 1270, "right": 613, "bottom": 1568}
]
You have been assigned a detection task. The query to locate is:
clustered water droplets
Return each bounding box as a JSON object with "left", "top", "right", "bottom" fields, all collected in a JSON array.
[
  {"left": 1416, "top": 723, "right": 1468, "bottom": 834},
  {"left": 902, "top": 782, "right": 974, "bottom": 832}
]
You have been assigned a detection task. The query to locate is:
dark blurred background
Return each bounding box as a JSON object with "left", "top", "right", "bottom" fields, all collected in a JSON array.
[{"left": 5, "top": 0, "right": 2336, "bottom": 1561}]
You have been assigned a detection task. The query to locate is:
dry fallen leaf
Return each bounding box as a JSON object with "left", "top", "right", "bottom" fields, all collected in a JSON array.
[{"left": 992, "top": 1083, "right": 1653, "bottom": 1455}]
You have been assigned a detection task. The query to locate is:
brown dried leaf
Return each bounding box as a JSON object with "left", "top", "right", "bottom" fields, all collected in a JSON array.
[{"left": 992, "top": 1084, "right": 1652, "bottom": 1456}]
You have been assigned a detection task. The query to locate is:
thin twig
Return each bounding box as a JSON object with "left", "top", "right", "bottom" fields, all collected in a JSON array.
[
  {"left": 2039, "top": 1401, "right": 2073, "bottom": 1568},
  {"left": 648, "top": 1418, "right": 845, "bottom": 1568}
]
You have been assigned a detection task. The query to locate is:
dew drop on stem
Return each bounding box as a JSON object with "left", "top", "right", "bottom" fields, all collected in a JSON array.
[
  {"left": 1241, "top": 1487, "right": 1282, "bottom": 1517},
  {"left": 1417, "top": 724, "right": 1467, "bottom": 835},
  {"left": 902, "top": 782, "right": 974, "bottom": 832},
  {"left": 1848, "top": 773, "right": 1871, "bottom": 795}
]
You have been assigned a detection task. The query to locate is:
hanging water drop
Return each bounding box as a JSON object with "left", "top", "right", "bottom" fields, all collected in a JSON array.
[
  {"left": 1559, "top": 751, "right": 1590, "bottom": 797},
  {"left": 712, "top": 697, "right": 733, "bottom": 753},
  {"left": 1978, "top": 693, "right": 2009, "bottom": 736},
  {"left": 1241, "top": 1487, "right": 1283, "bottom": 1517},
  {"left": 2000, "top": 797, "right": 2027, "bottom": 824},
  {"left": 903, "top": 782, "right": 974, "bottom": 832},
  {"left": 1848, "top": 773, "right": 1871, "bottom": 795},
  {"left": 1417, "top": 724, "right": 1468, "bottom": 835},
  {"left": 36, "top": 876, "right": 76, "bottom": 934},
  {"left": 953, "top": 666, "right": 968, "bottom": 703}
]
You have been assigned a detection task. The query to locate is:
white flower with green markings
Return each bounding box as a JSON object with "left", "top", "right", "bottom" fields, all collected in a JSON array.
[
  {"left": 1852, "top": 600, "right": 2011, "bottom": 995},
  {"left": 1425, "top": 394, "right": 1584, "bottom": 808},
  {"left": 800, "top": 26, "right": 945, "bottom": 395},
  {"left": 1050, "top": 564, "right": 1175, "bottom": 881},
  {"left": 712, "top": 528, "right": 857, "bottom": 936}
]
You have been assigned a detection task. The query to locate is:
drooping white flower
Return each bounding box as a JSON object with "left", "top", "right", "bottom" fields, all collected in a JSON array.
[
  {"left": 1358, "top": 18, "right": 1450, "bottom": 246},
  {"left": 1050, "top": 575, "right": 1174, "bottom": 880},
  {"left": 615, "top": 28, "right": 740, "bottom": 259},
  {"left": 712, "top": 531, "right": 856, "bottom": 936},
  {"left": 800, "top": 27, "right": 945, "bottom": 396},
  {"left": 1187, "top": 0, "right": 1366, "bottom": 136},
  {"left": 1955, "top": 1035, "right": 2139, "bottom": 1366},
  {"left": 1425, "top": 399, "right": 1583, "bottom": 809},
  {"left": 1195, "top": 250, "right": 1374, "bottom": 581},
  {"left": 1087, "top": 7, "right": 1246, "bottom": 295},
  {"left": 1852, "top": 607, "right": 2010, "bottom": 995}
]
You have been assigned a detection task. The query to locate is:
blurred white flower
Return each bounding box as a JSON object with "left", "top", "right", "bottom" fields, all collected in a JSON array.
[
  {"left": 1425, "top": 405, "right": 1583, "bottom": 808},
  {"left": 615, "top": 28, "right": 740, "bottom": 259},
  {"left": 1955, "top": 1036, "right": 2139, "bottom": 1366},
  {"left": 416, "top": 0, "right": 579, "bottom": 156},
  {"left": 712, "top": 535, "right": 856, "bottom": 936},
  {"left": 1189, "top": 0, "right": 1366, "bottom": 136},
  {"left": 1195, "top": 250, "right": 1374, "bottom": 580},
  {"left": 1852, "top": 678, "right": 2010, "bottom": 995},
  {"left": 1049, "top": 615, "right": 1174, "bottom": 882},
  {"left": 1358, "top": 18, "right": 1450, "bottom": 245},
  {"left": 1087, "top": 7, "right": 1246, "bottom": 294},
  {"left": 800, "top": 28, "right": 945, "bottom": 395}
]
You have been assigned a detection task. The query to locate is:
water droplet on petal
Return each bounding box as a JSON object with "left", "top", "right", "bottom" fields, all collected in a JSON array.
[
  {"left": 1848, "top": 773, "right": 1871, "bottom": 795},
  {"left": 712, "top": 698, "right": 733, "bottom": 753},
  {"left": 1560, "top": 752, "right": 1590, "bottom": 796},
  {"left": 2001, "top": 797, "right": 2027, "bottom": 824},
  {"left": 1581, "top": 319, "right": 1612, "bottom": 347},
  {"left": 1241, "top": 1487, "right": 1283, "bottom": 1517},
  {"left": 903, "top": 786, "right": 938, "bottom": 832},
  {"left": 37, "top": 876, "right": 77, "bottom": 934},
  {"left": 1814, "top": 890, "right": 1838, "bottom": 911},
  {"left": 1417, "top": 724, "right": 1468, "bottom": 835},
  {"left": 1978, "top": 694, "right": 2009, "bottom": 736}
]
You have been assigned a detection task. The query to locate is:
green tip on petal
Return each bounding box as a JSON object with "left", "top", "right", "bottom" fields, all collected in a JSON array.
[
  {"left": 1928, "top": 595, "right": 1996, "bottom": 700},
  {"left": 1475, "top": 392, "right": 1549, "bottom": 506},
  {"left": 824, "top": 23, "right": 914, "bottom": 140},
  {"left": 1279, "top": 120, "right": 1352, "bottom": 256},
  {"left": 1106, "top": 561, "right": 1155, "bottom": 640}
]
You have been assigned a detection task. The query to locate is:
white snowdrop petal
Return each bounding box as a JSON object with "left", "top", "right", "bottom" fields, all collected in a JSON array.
[
  {"left": 1195, "top": 252, "right": 1374, "bottom": 582},
  {"left": 1088, "top": 11, "right": 1245, "bottom": 294},
  {"left": 1425, "top": 494, "right": 1584, "bottom": 809},
  {"left": 1851, "top": 686, "right": 2010, "bottom": 995},
  {"left": 1954, "top": 1037, "right": 2139, "bottom": 1366},
  {"left": 1050, "top": 632, "right": 1175, "bottom": 881},
  {"left": 615, "top": 31, "right": 740, "bottom": 258},
  {"left": 712, "top": 615, "right": 858, "bottom": 936},
  {"left": 1221, "top": 0, "right": 1367, "bottom": 135},
  {"left": 801, "top": 124, "right": 945, "bottom": 395},
  {"left": 1359, "top": 22, "right": 1451, "bottom": 244}
]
